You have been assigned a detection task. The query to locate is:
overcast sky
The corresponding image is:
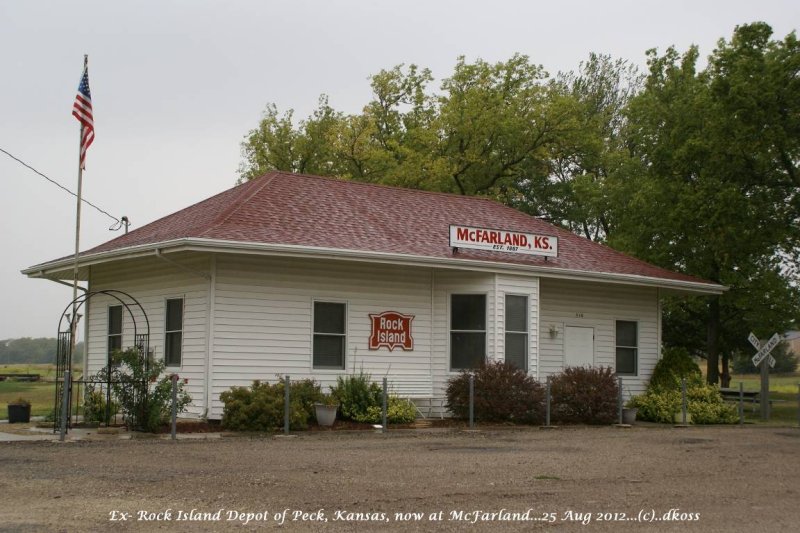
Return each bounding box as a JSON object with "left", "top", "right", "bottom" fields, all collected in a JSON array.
[{"left": 1, "top": 0, "right": 798, "bottom": 339}]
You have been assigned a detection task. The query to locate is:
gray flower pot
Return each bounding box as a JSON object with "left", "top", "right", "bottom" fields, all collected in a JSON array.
[{"left": 314, "top": 404, "right": 338, "bottom": 427}]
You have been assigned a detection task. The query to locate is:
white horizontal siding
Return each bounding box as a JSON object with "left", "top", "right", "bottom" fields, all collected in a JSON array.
[
  {"left": 84, "top": 249, "right": 663, "bottom": 419},
  {"left": 539, "top": 278, "right": 659, "bottom": 397},
  {"left": 210, "top": 256, "right": 437, "bottom": 417},
  {"left": 86, "top": 254, "right": 211, "bottom": 417}
]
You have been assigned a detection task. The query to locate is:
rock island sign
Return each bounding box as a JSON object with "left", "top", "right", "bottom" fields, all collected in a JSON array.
[
  {"left": 449, "top": 225, "right": 558, "bottom": 257},
  {"left": 369, "top": 311, "right": 414, "bottom": 351}
]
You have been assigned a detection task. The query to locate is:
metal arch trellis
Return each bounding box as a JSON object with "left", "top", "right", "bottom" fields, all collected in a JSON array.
[{"left": 54, "top": 289, "right": 151, "bottom": 433}]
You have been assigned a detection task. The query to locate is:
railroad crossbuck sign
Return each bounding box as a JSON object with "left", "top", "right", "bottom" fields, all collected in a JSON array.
[{"left": 749, "top": 332, "right": 778, "bottom": 368}]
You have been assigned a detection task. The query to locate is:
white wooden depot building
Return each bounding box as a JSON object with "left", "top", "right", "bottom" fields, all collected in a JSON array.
[{"left": 24, "top": 172, "right": 724, "bottom": 418}]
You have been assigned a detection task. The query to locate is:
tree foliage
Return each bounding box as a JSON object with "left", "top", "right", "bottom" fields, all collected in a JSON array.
[
  {"left": 0, "top": 337, "right": 85, "bottom": 364},
  {"left": 241, "top": 55, "right": 575, "bottom": 199},
  {"left": 614, "top": 23, "right": 800, "bottom": 384}
]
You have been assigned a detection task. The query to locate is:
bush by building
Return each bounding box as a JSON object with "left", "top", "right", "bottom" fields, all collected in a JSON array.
[
  {"left": 330, "top": 371, "right": 418, "bottom": 424},
  {"left": 445, "top": 361, "right": 544, "bottom": 424},
  {"left": 220, "top": 379, "right": 320, "bottom": 431},
  {"left": 629, "top": 345, "right": 737, "bottom": 424},
  {"left": 648, "top": 346, "right": 702, "bottom": 392},
  {"left": 549, "top": 366, "right": 619, "bottom": 425},
  {"left": 94, "top": 348, "right": 192, "bottom": 432},
  {"left": 629, "top": 383, "right": 737, "bottom": 424}
]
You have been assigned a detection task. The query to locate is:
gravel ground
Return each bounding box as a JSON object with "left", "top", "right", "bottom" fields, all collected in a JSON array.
[{"left": 0, "top": 425, "right": 798, "bottom": 532}]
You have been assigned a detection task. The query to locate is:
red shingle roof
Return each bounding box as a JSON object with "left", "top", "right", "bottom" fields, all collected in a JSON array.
[{"left": 82, "top": 171, "right": 713, "bottom": 287}]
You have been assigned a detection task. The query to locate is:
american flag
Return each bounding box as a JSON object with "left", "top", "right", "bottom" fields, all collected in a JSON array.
[{"left": 72, "top": 63, "right": 94, "bottom": 170}]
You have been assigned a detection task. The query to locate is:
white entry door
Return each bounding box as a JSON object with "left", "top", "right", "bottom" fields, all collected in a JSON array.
[{"left": 564, "top": 326, "right": 594, "bottom": 368}]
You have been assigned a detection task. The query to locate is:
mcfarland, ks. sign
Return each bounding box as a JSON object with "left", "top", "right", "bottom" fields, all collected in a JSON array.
[
  {"left": 369, "top": 311, "right": 414, "bottom": 351},
  {"left": 449, "top": 225, "right": 558, "bottom": 258}
]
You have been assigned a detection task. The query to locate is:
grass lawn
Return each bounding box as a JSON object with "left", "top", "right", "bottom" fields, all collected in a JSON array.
[
  {"left": 0, "top": 364, "right": 82, "bottom": 420},
  {"left": 729, "top": 373, "right": 800, "bottom": 426}
]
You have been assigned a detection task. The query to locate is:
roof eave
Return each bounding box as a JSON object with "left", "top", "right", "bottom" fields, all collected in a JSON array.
[{"left": 22, "top": 237, "right": 727, "bottom": 295}]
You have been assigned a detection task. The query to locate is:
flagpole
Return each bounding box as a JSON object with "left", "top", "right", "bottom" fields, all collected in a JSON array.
[{"left": 70, "top": 54, "right": 88, "bottom": 375}]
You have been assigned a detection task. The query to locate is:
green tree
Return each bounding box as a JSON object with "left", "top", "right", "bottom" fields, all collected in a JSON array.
[
  {"left": 240, "top": 55, "right": 575, "bottom": 199},
  {"left": 0, "top": 338, "right": 84, "bottom": 364},
  {"left": 616, "top": 23, "right": 800, "bottom": 385},
  {"left": 513, "top": 54, "right": 642, "bottom": 240}
]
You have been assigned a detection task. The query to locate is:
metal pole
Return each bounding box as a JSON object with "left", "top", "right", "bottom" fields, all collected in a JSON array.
[
  {"left": 69, "top": 55, "right": 88, "bottom": 390},
  {"left": 171, "top": 374, "right": 178, "bottom": 440},
  {"left": 681, "top": 378, "right": 687, "bottom": 424},
  {"left": 738, "top": 381, "right": 744, "bottom": 426},
  {"left": 797, "top": 383, "right": 799, "bottom": 428},
  {"left": 545, "top": 376, "right": 551, "bottom": 427},
  {"left": 59, "top": 370, "right": 71, "bottom": 442},
  {"left": 760, "top": 359, "right": 770, "bottom": 421},
  {"left": 382, "top": 377, "right": 387, "bottom": 434},
  {"left": 618, "top": 376, "right": 623, "bottom": 425},
  {"left": 469, "top": 374, "right": 474, "bottom": 429},
  {"left": 284, "top": 375, "right": 290, "bottom": 435}
]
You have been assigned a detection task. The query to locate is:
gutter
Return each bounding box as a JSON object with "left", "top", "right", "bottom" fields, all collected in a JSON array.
[
  {"left": 41, "top": 275, "right": 89, "bottom": 293},
  {"left": 22, "top": 237, "right": 727, "bottom": 295}
]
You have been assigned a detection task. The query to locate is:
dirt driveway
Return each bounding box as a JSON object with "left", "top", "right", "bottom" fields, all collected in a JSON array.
[{"left": 0, "top": 425, "right": 798, "bottom": 532}]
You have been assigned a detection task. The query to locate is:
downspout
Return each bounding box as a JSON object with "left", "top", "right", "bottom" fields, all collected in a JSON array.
[
  {"left": 430, "top": 269, "right": 435, "bottom": 399},
  {"left": 154, "top": 249, "right": 212, "bottom": 281},
  {"left": 656, "top": 288, "right": 662, "bottom": 361},
  {"left": 204, "top": 255, "right": 217, "bottom": 419},
  {"left": 493, "top": 273, "right": 499, "bottom": 361},
  {"left": 83, "top": 267, "right": 91, "bottom": 380},
  {"left": 535, "top": 277, "right": 540, "bottom": 380}
]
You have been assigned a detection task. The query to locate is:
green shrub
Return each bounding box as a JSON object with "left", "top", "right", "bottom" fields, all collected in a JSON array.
[
  {"left": 95, "top": 348, "right": 192, "bottom": 432},
  {"left": 352, "top": 396, "right": 418, "bottom": 424},
  {"left": 631, "top": 346, "right": 737, "bottom": 425},
  {"left": 331, "top": 371, "right": 383, "bottom": 421},
  {"left": 629, "top": 383, "right": 737, "bottom": 424},
  {"left": 220, "top": 380, "right": 310, "bottom": 431},
  {"left": 445, "top": 361, "right": 544, "bottom": 424},
  {"left": 686, "top": 384, "right": 738, "bottom": 424},
  {"left": 649, "top": 346, "right": 702, "bottom": 392},
  {"left": 550, "top": 366, "right": 619, "bottom": 424},
  {"left": 628, "top": 389, "right": 681, "bottom": 423},
  {"left": 82, "top": 386, "right": 118, "bottom": 424},
  {"left": 285, "top": 378, "right": 324, "bottom": 422}
]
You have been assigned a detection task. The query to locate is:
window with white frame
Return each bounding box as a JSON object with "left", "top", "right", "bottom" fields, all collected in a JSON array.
[
  {"left": 615, "top": 320, "right": 638, "bottom": 375},
  {"left": 450, "top": 294, "right": 486, "bottom": 370},
  {"left": 165, "top": 298, "right": 183, "bottom": 367},
  {"left": 107, "top": 305, "right": 122, "bottom": 361},
  {"left": 505, "top": 295, "right": 528, "bottom": 371},
  {"left": 313, "top": 301, "right": 346, "bottom": 369}
]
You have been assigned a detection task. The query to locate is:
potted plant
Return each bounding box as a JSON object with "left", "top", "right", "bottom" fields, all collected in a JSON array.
[
  {"left": 314, "top": 394, "right": 339, "bottom": 427},
  {"left": 7, "top": 398, "right": 32, "bottom": 423},
  {"left": 622, "top": 406, "right": 638, "bottom": 424},
  {"left": 622, "top": 396, "right": 638, "bottom": 424}
]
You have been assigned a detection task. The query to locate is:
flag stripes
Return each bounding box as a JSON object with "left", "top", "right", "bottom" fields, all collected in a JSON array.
[{"left": 72, "top": 64, "right": 94, "bottom": 169}]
